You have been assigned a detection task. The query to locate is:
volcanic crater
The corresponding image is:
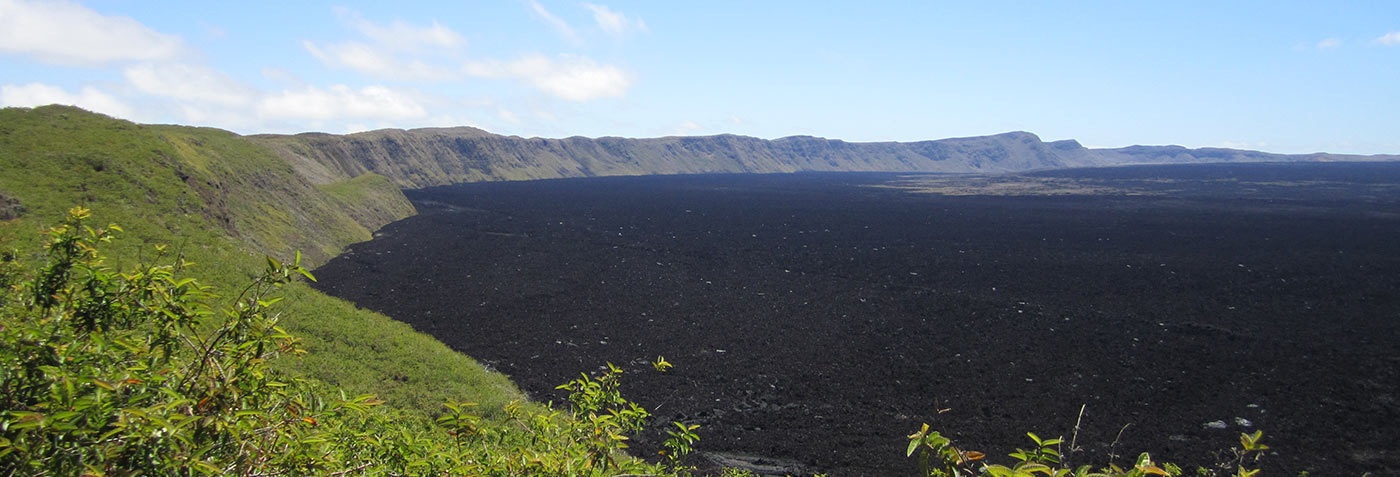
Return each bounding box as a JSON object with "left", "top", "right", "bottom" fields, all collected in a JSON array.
[{"left": 311, "top": 163, "right": 1400, "bottom": 476}]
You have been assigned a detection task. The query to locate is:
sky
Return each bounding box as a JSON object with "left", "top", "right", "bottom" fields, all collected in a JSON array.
[{"left": 1, "top": 1, "right": 1397, "bottom": 155}]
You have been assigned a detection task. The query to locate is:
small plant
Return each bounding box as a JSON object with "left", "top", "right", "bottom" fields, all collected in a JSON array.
[
  {"left": 553, "top": 361, "right": 702, "bottom": 473},
  {"left": 907, "top": 422, "right": 986, "bottom": 476},
  {"left": 661, "top": 421, "right": 702, "bottom": 465},
  {"left": 437, "top": 399, "right": 483, "bottom": 447},
  {"left": 554, "top": 362, "right": 651, "bottom": 470},
  {"left": 1227, "top": 430, "right": 1268, "bottom": 477},
  {"left": 910, "top": 420, "right": 1273, "bottom": 477},
  {"left": 1009, "top": 432, "right": 1064, "bottom": 467},
  {"left": 653, "top": 354, "right": 674, "bottom": 372}
]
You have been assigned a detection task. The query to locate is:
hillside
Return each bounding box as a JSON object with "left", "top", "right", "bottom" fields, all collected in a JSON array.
[
  {"left": 3, "top": 105, "right": 1396, "bottom": 474},
  {"left": 250, "top": 127, "right": 1399, "bottom": 189},
  {"left": 7, "top": 104, "right": 1395, "bottom": 414},
  {"left": 7, "top": 106, "right": 1398, "bottom": 408},
  {"left": 0, "top": 105, "right": 523, "bottom": 415}
]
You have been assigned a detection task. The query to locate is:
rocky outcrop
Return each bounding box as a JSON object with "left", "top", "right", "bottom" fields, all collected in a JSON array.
[{"left": 249, "top": 128, "right": 1400, "bottom": 189}]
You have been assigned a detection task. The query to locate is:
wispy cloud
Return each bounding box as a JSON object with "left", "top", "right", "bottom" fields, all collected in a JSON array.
[
  {"left": 1375, "top": 31, "right": 1400, "bottom": 46},
  {"left": 303, "top": 9, "right": 466, "bottom": 80},
  {"left": 497, "top": 108, "right": 522, "bottom": 124},
  {"left": 1316, "top": 38, "right": 1342, "bottom": 50},
  {"left": 670, "top": 120, "right": 702, "bottom": 136},
  {"left": 0, "top": 83, "right": 133, "bottom": 118},
  {"left": 584, "top": 3, "right": 647, "bottom": 38},
  {"left": 0, "top": 0, "right": 185, "bottom": 66},
  {"left": 465, "top": 54, "right": 630, "bottom": 102},
  {"left": 526, "top": 0, "right": 580, "bottom": 44},
  {"left": 124, "top": 63, "right": 254, "bottom": 107},
  {"left": 335, "top": 7, "right": 465, "bottom": 51},
  {"left": 258, "top": 85, "right": 428, "bottom": 121},
  {"left": 303, "top": 41, "right": 459, "bottom": 81},
  {"left": 1218, "top": 140, "right": 1268, "bottom": 150}
]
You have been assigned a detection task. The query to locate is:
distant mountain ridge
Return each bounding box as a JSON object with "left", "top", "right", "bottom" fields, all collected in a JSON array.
[{"left": 250, "top": 128, "right": 1399, "bottom": 189}]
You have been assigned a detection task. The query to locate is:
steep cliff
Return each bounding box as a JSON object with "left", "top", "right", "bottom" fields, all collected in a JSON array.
[
  {"left": 251, "top": 129, "right": 1104, "bottom": 189},
  {"left": 251, "top": 128, "right": 1398, "bottom": 189}
]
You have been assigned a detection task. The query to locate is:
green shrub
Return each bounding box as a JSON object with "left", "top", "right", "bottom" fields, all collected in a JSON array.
[
  {"left": 0, "top": 207, "right": 694, "bottom": 475},
  {"left": 907, "top": 422, "right": 1268, "bottom": 477}
]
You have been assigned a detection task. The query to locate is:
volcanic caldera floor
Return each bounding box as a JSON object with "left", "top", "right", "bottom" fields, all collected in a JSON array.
[{"left": 311, "top": 165, "right": 1400, "bottom": 476}]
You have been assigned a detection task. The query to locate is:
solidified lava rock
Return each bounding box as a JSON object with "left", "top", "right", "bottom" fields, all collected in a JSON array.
[{"left": 312, "top": 166, "right": 1400, "bottom": 476}]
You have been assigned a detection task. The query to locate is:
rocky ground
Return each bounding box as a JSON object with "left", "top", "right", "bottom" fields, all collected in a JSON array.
[{"left": 312, "top": 164, "right": 1400, "bottom": 476}]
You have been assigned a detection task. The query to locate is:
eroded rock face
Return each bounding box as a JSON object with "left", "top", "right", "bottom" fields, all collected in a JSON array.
[
  {"left": 0, "top": 191, "right": 22, "bottom": 220},
  {"left": 251, "top": 128, "right": 1396, "bottom": 190}
]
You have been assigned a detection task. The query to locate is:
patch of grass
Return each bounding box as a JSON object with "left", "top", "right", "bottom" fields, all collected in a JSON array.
[
  {"left": 316, "top": 172, "right": 417, "bottom": 234},
  {"left": 271, "top": 284, "right": 524, "bottom": 417}
]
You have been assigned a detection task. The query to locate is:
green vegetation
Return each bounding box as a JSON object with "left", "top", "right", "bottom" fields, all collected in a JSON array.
[
  {"left": 0, "top": 106, "right": 1298, "bottom": 475},
  {"left": 906, "top": 424, "right": 1269, "bottom": 477},
  {"left": 0, "top": 208, "right": 695, "bottom": 475},
  {"left": 0, "top": 105, "right": 502, "bottom": 414},
  {"left": 0, "top": 106, "right": 709, "bottom": 475}
]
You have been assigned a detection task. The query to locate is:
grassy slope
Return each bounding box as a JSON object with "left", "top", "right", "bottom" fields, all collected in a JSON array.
[{"left": 0, "top": 105, "right": 523, "bottom": 418}]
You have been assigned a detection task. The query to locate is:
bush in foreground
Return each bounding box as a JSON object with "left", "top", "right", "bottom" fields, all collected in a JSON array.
[{"left": 0, "top": 208, "right": 696, "bottom": 475}]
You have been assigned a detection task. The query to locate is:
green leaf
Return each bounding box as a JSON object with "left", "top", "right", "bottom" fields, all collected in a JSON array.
[{"left": 191, "top": 461, "right": 222, "bottom": 475}]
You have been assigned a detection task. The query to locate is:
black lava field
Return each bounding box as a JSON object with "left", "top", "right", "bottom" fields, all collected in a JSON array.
[{"left": 311, "top": 163, "right": 1400, "bottom": 476}]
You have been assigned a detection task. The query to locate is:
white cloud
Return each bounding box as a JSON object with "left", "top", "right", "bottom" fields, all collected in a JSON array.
[
  {"left": 333, "top": 7, "right": 465, "bottom": 51},
  {"left": 465, "top": 54, "right": 630, "bottom": 101},
  {"left": 1, "top": 82, "right": 132, "bottom": 119},
  {"left": 1218, "top": 140, "right": 1268, "bottom": 150},
  {"left": 1375, "top": 31, "right": 1400, "bottom": 46},
  {"left": 0, "top": 0, "right": 184, "bottom": 66},
  {"left": 670, "top": 120, "right": 702, "bottom": 136},
  {"left": 527, "top": 0, "right": 579, "bottom": 44},
  {"left": 1316, "top": 38, "right": 1342, "bottom": 50},
  {"left": 303, "top": 40, "right": 459, "bottom": 80},
  {"left": 124, "top": 63, "right": 254, "bottom": 106},
  {"left": 304, "top": 10, "right": 466, "bottom": 80},
  {"left": 584, "top": 3, "right": 646, "bottom": 38},
  {"left": 497, "top": 108, "right": 521, "bottom": 124},
  {"left": 258, "top": 85, "right": 428, "bottom": 120}
]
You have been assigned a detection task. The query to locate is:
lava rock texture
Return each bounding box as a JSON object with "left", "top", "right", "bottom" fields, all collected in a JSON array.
[{"left": 312, "top": 163, "right": 1400, "bottom": 476}]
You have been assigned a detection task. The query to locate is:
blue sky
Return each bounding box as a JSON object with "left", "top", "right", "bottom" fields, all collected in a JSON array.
[{"left": 1, "top": 1, "right": 1397, "bottom": 154}]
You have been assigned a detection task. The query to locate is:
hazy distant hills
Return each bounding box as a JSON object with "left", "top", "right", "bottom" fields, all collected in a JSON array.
[{"left": 250, "top": 128, "right": 1399, "bottom": 189}]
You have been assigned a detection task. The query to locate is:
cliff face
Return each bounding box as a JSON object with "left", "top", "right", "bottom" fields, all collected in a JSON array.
[
  {"left": 0, "top": 106, "right": 415, "bottom": 267},
  {"left": 249, "top": 128, "right": 1400, "bottom": 189},
  {"left": 246, "top": 130, "right": 1105, "bottom": 189}
]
